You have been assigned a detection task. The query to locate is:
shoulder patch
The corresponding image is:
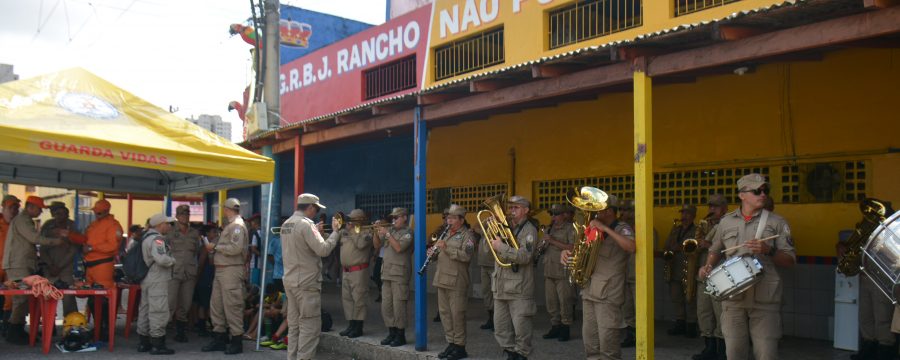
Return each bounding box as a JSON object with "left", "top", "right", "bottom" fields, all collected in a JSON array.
[{"left": 402, "top": 233, "right": 411, "bottom": 241}]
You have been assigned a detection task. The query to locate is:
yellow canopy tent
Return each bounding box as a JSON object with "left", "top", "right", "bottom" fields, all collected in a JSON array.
[{"left": 0, "top": 68, "right": 274, "bottom": 195}]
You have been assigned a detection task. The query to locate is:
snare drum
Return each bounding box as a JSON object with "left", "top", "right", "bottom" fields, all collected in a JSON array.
[
  {"left": 861, "top": 211, "right": 900, "bottom": 304},
  {"left": 705, "top": 255, "right": 764, "bottom": 301}
]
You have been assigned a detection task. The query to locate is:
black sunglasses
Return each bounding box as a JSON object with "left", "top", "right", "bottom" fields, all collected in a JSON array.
[{"left": 741, "top": 187, "right": 770, "bottom": 196}]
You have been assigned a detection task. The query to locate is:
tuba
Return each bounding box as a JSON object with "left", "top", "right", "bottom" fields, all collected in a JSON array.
[
  {"left": 663, "top": 218, "right": 684, "bottom": 283},
  {"left": 477, "top": 194, "right": 519, "bottom": 268},
  {"left": 681, "top": 215, "right": 711, "bottom": 302},
  {"left": 838, "top": 198, "right": 888, "bottom": 276},
  {"left": 565, "top": 187, "right": 609, "bottom": 288}
]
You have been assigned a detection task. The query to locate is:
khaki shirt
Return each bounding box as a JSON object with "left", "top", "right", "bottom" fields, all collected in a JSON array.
[
  {"left": 214, "top": 217, "right": 249, "bottom": 267},
  {"left": 280, "top": 211, "right": 338, "bottom": 290},
  {"left": 3, "top": 213, "right": 62, "bottom": 272},
  {"left": 336, "top": 229, "right": 372, "bottom": 267},
  {"left": 492, "top": 219, "right": 537, "bottom": 300},
  {"left": 433, "top": 227, "right": 475, "bottom": 291},
  {"left": 166, "top": 225, "right": 201, "bottom": 280},
  {"left": 543, "top": 221, "right": 576, "bottom": 279},
  {"left": 381, "top": 226, "right": 413, "bottom": 283},
  {"left": 583, "top": 221, "right": 635, "bottom": 304},
  {"left": 142, "top": 229, "right": 176, "bottom": 283},
  {"left": 40, "top": 219, "right": 80, "bottom": 277},
  {"left": 709, "top": 209, "right": 796, "bottom": 310},
  {"left": 698, "top": 217, "right": 723, "bottom": 268},
  {"left": 664, "top": 223, "right": 696, "bottom": 280}
]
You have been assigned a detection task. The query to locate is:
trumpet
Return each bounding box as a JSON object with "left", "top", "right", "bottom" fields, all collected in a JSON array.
[
  {"left": 419, "top": 225, "right": 451, "bottom": 275},
  {"left": 354, "top": 222, "right": 392, "bottom": 234},
  {"left": 477, "top": 194, "right": 519, "bottom": 269}
]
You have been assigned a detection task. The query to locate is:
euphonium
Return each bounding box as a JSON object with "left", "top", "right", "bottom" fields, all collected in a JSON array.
[
  {"left": 837, "top": 198, "right": 888, "bottom": 276},
  {"left": 565, "top": 186, "right": 609, "bottom": 288},
  {"left": 477, "top": 194, "right": 519, "bottom": 268}
]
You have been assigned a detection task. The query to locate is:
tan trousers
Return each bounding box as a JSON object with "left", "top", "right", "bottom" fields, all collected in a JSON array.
[
  {"left": 494, "top": 298, "right": 535, "bottom": 356},
  {"left": 341, "top": 269, "right": 369, "bottom": 321},
  {"left": 480, "top": 267, "right": 493, "bottom": 311},
  {"left": 583, "top": 299, "right": 624, "bottom": 360},
  {"left": 623, "top": 280, "right": 636, "bottom": 328},
  {"left": 545, "top": 277, "right": 575, "bottom": 326},
  {"left": 438, "top": 287, "right": 468, "bottom": 345},
  {"left": 286, "top": 287, "right": 322, "bottom": 360},
  {"left": 670, "top": 280, "right": 697, "bottom": 322},
  {"left": 210, "top": 265, "right": 245, "bottom": 335},
  {"left": 721, "top": 304, "right": 780, "bottom": 360},
  {"left": 6, "top": 268, "right": 30, "bottom": 325},
  {"left": 697, "top": 282, "right": 723, "bottom": 338},
  {"left": 168, "top": 275, "right": 196, "bottom": 322},
  {"left": 137, "top": 281, "right": 169, "bottom": 338},
  {"left": 381, "top": 279, "right": 409, "bottom": 329},
  {"left": 860, "top": 275, "right": 896, "bottom": 345}
]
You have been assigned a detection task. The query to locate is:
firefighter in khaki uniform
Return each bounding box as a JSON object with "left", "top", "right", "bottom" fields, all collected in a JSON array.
[
  {"left": 562, "top": 195, "right": 635, "bottom": 360},
  {"left": 692, "top": 194, "right": 729, "bottom": 360},
  {"left": 280, "top": 193, "right": 339, "bottom": 360},
  {"left": 540, "top": 203, "right": 576, "bottom": 342},
  {"left": 0, "top": 195, "right": 21, "bottom": 332},
  {"left": 702, "top": 174, "right": 796, "bottom": 360},
  {"left": 664, "top": 204, "right": 698, "bottom": 338},
  {"left": 432, "top": 204, "right": 476, "bottom": 360},
  {"left": 488, "top": 195, "right": 537, "bottom": 360},
  {"left": 166, "top": 204, "right": 201, "bottom": 343},
  {"left": 202, "top": 198, "right": 249, "bottom": 355},
  {"left": 2, "top": 196, "right": 65, "bottom": 344},
  {"left": 375, "top": 207, "right": 413, "bottom": 347},
  {"left": 40, "top": 202, "right": 85, "bottom": 317},
  {"left": 336, "top": 209, "right": 373, "bottom": 339},
  {"left": 136, "top": 213, "right": 177, "bottom": 355}
]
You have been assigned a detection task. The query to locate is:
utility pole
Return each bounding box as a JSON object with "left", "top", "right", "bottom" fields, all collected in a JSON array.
[{"left": 263, "top": 0, "right": 280, "bottom": 128}]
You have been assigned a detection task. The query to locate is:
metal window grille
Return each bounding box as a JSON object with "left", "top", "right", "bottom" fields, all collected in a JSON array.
[
  {"left": 355, "top": 191, "right": 414, "bottom": 220},
  {"left": 674, "top": 0, "right": 741, "bottom": 17},
  {"left": 434, "top": 27, "right": 505, "bottom": 81},
  {"left": 363, "top": 55, "right": 417, "bottom": 100},
  {"left": 654, "top": 167, "right": 769, "bottom": 206},
  {"left": 535, "top": 176, "right": 635, "bottom": 211},
  {"left": 780, "top": 161, "right": 868, "bottom": 203},
  {"left": 429, "top": 183, "right": 508, "bottom": 214},
  {"left": 548, "top": 0, "right": 643, "bottom": 50}
]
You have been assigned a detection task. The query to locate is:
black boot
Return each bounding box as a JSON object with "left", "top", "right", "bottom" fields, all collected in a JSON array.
[
  {"left": 195, "top": 319, "right": 209, "bottom": 337},
  {"left": 347, "top": 320, "right": 363, "bottom": 338},
  {"left": 225, "top": 334, "right": 243, "bottom": 355},
  {"left": 716, "top": 337, "right": 727, "bottom": 360},
  {"left": 557, "top": 325, "right": 570, "bottom": 342},
  {"left": 174, "top": 321, "right": 188, "bottom": 343},
  {"left": 149, "top": 336, "right": 175, "bottom": 355},
  {"left": 505, "top": 350, "right": 517, "bottom": 360},
  {"left": 389, "top": 328, "right": 406, "bottom": 347},
  {"left": 339, "top": 321, "right": 354, "bottom": 337},
  {"left": 667, "top": 320, "right": 686, "bottom": 336},
  {"left": 201, "top": 331, "right": 227, "bottom": 352},
  {"left": 380, "top": 327, "right": 396, "bottom": 345},
  {"left": 434, "top": 313, "right": 441, "bottom": 322},
  {"left": 686, "top": 323, "right": 699, "bottom": 338},
  {"left": 438, "top": 343, "right": 454, "bottom": 359},
  {"left": 447, "top": 344, "right": 468, "bottom": 360},
  {"left": 621, "top": 326, "right": 636, "bottom": 348},
  {"left": 852, "top": 340, "right": 878, "bottom": 360},
  {"left": 692, "top": 336, "right": 717, "bottom": 360},
  {"left": 137, "top": 335, "right": 152, "bottom": 352},
  {"left": 542, "top": 325, "right": 560, "bottom": 339},
  {"left": 876, "top": 344, "right": 894, "bottom": 360},
  {"left": 480, "top": 311, "right": 494, "bottom": 330},
  {"left": 4, "top": 323, "right": 27, "bottom": 345}
]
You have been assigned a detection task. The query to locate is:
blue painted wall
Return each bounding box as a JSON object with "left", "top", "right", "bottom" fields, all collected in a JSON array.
[
  {"left": 303, "top": 134, "right": 414, "bottom": 218},
  {"left": 280, "top": 5, "right": 373, "bottom": 65}
]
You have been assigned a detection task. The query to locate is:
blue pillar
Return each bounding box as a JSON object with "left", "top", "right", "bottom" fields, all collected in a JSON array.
[{"left": 413, "top": 106, "right": 428, "bottom": 351}]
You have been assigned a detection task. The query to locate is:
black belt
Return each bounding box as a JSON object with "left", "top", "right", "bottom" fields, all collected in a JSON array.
[{"left": 84, "top": 257, "right": 115, "bottom": 268}]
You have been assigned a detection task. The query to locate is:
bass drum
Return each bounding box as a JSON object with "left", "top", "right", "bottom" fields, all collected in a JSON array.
[
  {"left": 861, "top": 211, "right": 900, "bottom": 304},
  {"left": 705, "top": 255, "right": 763, "bottom": 301}
]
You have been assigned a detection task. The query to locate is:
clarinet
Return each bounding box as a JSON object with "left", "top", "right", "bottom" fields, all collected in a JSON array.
[{"left": 418, "top": 225, "right": 450, "bottom": 275}]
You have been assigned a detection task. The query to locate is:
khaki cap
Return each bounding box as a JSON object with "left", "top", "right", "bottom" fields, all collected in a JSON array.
[
  {"left": 297, "top": 193, "right": 326, "bottom": 209},
  {"left": 224, "top": 198, "right": 241, "bottom": 210},
  {"left": 679, "top": 204, "right": 698, "bottom": 214},
  {"left": 549, "top": 203, "right": 565, "bottom": 215},
  {"left": 737, "top": 173, "right": 768, "bottom": 190},
  {"left": 606, "top": 194, "right": 619, "bottom": 209},
  {"left": 148, "top": 213, "right": 176, "bottom": 227},
  {"left": 707, "top": 194, "right": 728, "bottom": 207},
  {"left": 447, "top": 204, "right": 466, "bottom": 217},
  {"left": 390, "top": 207, "right": 409, "bottom": 217},
  {"left": 508, "top": 195, "right": 531, "bottom": 208},
  {"left": 348, "top": 209, "right": 367, "bottom": 221}
]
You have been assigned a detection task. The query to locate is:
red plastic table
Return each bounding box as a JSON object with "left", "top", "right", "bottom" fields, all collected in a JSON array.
[
  {"left": 116, "top": 283, "right": 140, "bottom": 338},
  {"left": 0, "top": 289, "right": 43, "bottom": 351}
]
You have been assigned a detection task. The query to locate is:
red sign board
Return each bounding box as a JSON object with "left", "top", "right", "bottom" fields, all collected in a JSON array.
[{"left": 279, "top": 5, "right": 432, "bottom": 125}]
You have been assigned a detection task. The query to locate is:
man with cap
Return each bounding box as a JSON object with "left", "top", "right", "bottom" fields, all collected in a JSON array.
[
  {"left": 136, "top": 213, "right": 177, "bottom": 355},
  {"left": 40, "top": 201, "right": 85, "bottom": 317},
  {"left": 74, "top": 198, "right": 123, "bottom": 339},
  {"left": 433, "top": 204, "right": 476, "bottom": 359},
  {"left": 477, "top": 207, "right": 496, "bottom": 331},
  {"left": 701, "top": 174, "right": 796, "bottom": 360},
  {"left": 2, "top": 196, "right": 65, "bottom": 344},
  {"left": 618, "top": 200, "right": 638, "bottom": 347},
  {"left": 540, "top": 203, "right": 576, "bottom": 342},
  {"left": 201, "top": 198, "right": 248, "bottom": 355},
  {"left": 431, "top": 208, "right": 451, "bottom": 323},
  {"left": 374, "top": 207, "right": 414, "bottom": 347},
  {"left": 692, "top": 194, "right": 729, "bottom": 360},
  {"left": 488, "top": 195, "right": 538, "bottom": 359},
  {"left": 664, "top": 203, "right": 698, "bottom": 337},
  {"left": 0, "top": 194, "right": 21, "bottom": 333},
  {"left": 335, "top": 209, "right": 373, "bottom": 338},
  {"left": 279, "top": 193, "right": 339, "bottom": 360},
  {"left": 561, "top": 194, "right": 636, "bottom": 360},
  {"left": 166, "top": 204, "right": 201, "bottom": 343}
]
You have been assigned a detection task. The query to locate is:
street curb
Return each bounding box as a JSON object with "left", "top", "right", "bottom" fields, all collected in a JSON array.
[{"left": 319, "top": 331, "right": 438, "bottom": 360}]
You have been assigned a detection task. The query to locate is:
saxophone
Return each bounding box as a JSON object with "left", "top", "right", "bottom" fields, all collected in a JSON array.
[
  {"left": 682, "top": 215, "right": 712, "bottom": 302},
  {"left": 837, "top": 198, "right": 888, "bottom": 276},
  {"left": 662, "top": 219, "right": 680, "bottom": 283},
  {"left": 565, "top": 187, "right": 609, "bottom": 288}
]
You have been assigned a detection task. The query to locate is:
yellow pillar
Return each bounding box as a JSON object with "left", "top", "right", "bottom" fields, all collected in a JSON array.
[
  {"left": 633, "top": 70, "right": 655, "bottom": 360},
  {"left": 218, "top": 190, "right": 227, "bottom": 226},
  {"left": 97, "top": 192, "right": 104, "bottom": 201}
]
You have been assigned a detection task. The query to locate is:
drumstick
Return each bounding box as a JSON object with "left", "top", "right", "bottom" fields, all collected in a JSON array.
[{"left": 720, "top": 235, "right": 780, "bottom": 253}]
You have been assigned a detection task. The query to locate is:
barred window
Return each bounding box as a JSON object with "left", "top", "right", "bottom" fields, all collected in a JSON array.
[
  {"left": 434, "top": 27, "right": 505, "bottom": 81},
  {"left": 363, "top": 55, "right": 417, "bottom": 100},
  {"left": 355, "top": 191, "right": 413, "bottom": 220},
  {"left": 549, "top": 0, "right": 643, "bottom": 49},
  {"left": 675, "top": 0, "right": 741, "bottom": 17}
]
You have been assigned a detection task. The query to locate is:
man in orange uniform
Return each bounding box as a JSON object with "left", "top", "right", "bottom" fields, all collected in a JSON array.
[
  {"left": 75, "top": 199, "right": 123, "bottom": 338},
  {"left": 0, "top": 195, "right": 20, "bottom": 336}
]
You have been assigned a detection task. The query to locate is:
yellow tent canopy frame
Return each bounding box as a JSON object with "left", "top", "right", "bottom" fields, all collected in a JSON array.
[{"left": 0, "top": 68, "right": 274, "bottom": 195}]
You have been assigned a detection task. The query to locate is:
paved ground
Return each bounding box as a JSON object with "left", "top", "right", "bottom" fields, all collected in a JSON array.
[{"left": 0, "top": 282, "right": 856, "bottom": 359}]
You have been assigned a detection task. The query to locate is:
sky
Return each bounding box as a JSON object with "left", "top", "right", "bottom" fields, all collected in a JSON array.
[{"left": 0, "top": 0, "right": 387, "bottom": 142}]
